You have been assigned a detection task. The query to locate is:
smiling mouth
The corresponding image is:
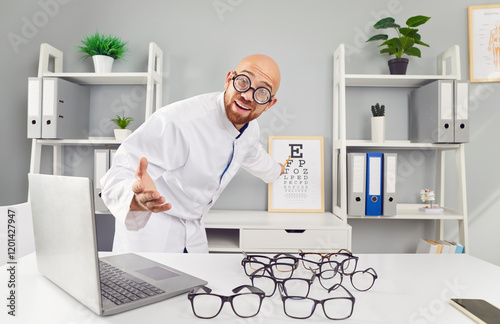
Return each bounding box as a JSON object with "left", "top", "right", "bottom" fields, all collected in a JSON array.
[{"left": 235, "top": 100, "right": 251, "bottom": 111}]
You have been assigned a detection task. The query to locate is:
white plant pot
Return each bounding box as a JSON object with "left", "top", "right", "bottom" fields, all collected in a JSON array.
[
  {"left": 92, "top": 55, "right": 114, "bottom": 73},
  {"left": 114, "top": 129, "right": 131, "bottom": 141},
  {"left": 371, "top": 116, "right": 386, "bottom": 143}
]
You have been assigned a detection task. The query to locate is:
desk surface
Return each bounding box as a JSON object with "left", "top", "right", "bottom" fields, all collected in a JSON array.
[{"left": 2, "top": 253, "right": 499, "bottom": 323}]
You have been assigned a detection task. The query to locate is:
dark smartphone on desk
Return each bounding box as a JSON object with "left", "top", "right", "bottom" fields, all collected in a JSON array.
[{"left": 450, "top": 298, "right": 500, "bottom": 324}]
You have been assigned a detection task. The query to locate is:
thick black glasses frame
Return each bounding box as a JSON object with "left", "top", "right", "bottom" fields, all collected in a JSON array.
[
  {"left": 241, "top": 252, "right": 299, "bottom": 278},
  {"left": 248, "top": 269, "right": 315, "bottom": 297},
  {"left": 278, "top": 283, "right": 355, "bottom": 320},
  {"left": 188, "top": 285, "right": 265, "bottom": 319},
  {"left": 232, "top": 71, "right": 273, "bottom": 105}
]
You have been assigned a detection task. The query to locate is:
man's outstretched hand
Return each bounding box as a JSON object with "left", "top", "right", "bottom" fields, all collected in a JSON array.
[{"left": 130, "top": 157, "right": 172, "bottom": 213}]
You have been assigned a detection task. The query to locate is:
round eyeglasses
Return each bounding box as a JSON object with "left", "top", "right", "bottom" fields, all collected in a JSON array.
[{"left": 232, "top": 71, "right": 273, "bottom": 105}]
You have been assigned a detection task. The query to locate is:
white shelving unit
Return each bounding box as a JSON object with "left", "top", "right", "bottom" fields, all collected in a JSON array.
[
  {"left": 332, "top": 44, "right": 469, "bottom": 252},
  {"left": 28, "top": 42, "right": 353, "bottom": 253},
  {"left": 29, "top": 42, "right": 163, "bottom": 175}
]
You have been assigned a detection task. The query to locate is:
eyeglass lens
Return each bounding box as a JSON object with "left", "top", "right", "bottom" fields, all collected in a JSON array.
[
  {"left": 191, "top": 294, "right": 223, "bottom": 318},
  {"left": 318, "top": 269, "right": 343, "bottom": 290},
  {"left": 350, "top": 270, "right": 376, "bottom": 291},
  {"left": 191, "top": 293, "right": 262, "bottom": 318},
  {"left": 233, "top": 74, "right": 271, "bottom": 104}
]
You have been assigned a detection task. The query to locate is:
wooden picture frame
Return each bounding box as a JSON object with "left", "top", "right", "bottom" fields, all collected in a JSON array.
[
  {"left": 268, "top": 136, "right": 324, "bottom": 212},
  {"left": 468, "top": 5, "right": 500, "bottom": 82}
]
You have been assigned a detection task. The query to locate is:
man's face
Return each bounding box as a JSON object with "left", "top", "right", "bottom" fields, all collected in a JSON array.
[{"left": 223, "top": 61, "right": 279, "bottom": 130}]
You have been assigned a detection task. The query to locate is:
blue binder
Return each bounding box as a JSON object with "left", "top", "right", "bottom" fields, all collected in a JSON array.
[{"left": 366, "top": 152, "right": 383, "bottom": 216}]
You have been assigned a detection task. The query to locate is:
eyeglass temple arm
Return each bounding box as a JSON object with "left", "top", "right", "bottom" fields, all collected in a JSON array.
[
  {"left": 232, "top": 285, "right": 265, "bottom": 295},
  {"left": 189, "top": 285, "right": 212, "bottom": 295},
  {"left": 363, "top": 267, "right": 378, "bottom": 278}
]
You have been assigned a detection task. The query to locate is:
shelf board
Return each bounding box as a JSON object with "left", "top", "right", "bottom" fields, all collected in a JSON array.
[
  {"left": 42, "top": 72, "right": 151, "bottom": 85},
  {"left": 335, "top": 140, "right": 460, "bottom": 150},
  {"left": 346, "top": 205, "right": 464, "bottom": 220},
  {"left": 205, "top": 210, "right": 348, "bottom": 230},
  {"left": 36, "top": 137, "right": 122, "bottom": 145},
  {"left": 343, "top": 74, "right": 457, "bottom": 87}
]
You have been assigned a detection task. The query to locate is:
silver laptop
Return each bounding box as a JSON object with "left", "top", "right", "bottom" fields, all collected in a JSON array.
[{"left": 28, "top": 173, "right": 207, "bottom": 316}]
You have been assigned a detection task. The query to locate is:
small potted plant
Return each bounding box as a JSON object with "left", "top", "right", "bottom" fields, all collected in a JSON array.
[
  {"left": 366, "top": 15, "right": 430, "bottom": 75},
  {"left": 77, "top": 31, "right": 128, "bottom": 73},
  {"left": 111, "top": 112, "right": 133, "bottom": 141},
  {"left": 371, "top": 103, "right": 385, "bottom": 142}
]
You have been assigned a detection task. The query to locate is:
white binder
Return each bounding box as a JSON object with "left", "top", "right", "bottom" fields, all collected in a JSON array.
[
  {"left": 27, "top": 78, "right": 42, "bottom": 138},
  {"left": 383, "top": 153, "right": 397, "bottom": 216},
  {"left": 42, "top": 78, "right": 90, "bottom": 139},
  {"left": 409, "top": 80, "right": 454, "bottom": 143},
  {"left": 454, "top": 81, "right": 469, "bottom": 143},
  {"left": 347, "top": 153, "right": 366, "bottom": 216},
  {"left": 94, "top": 149, "right": 110, "bottom": 213}
]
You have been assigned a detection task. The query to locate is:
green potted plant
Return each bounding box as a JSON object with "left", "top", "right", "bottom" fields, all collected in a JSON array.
[
  {"left": 111, "top": 112, "right": 133, "bottom": 141},
  {"left": 371, "top": 103, "right": 385, "bottom": 142},
  {"left": 366, "top": 15, "right": 431, "bottom": 75},
  {"left": 77, "top": 31, "right": 128, "bottom": 73}
]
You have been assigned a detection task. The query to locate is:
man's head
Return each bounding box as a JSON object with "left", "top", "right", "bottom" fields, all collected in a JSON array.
[{"left": 224, "top": 54, "right": 281, "bottom": 130}]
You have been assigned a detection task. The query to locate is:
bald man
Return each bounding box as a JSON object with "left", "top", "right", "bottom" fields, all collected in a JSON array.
[{"left": 101, "top": 54, "right": 284, "bottom": 253}]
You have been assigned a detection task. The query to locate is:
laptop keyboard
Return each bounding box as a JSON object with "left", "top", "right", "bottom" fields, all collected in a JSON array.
[{"left": 99, "top": 260, "right": 165, "bottom": 305}]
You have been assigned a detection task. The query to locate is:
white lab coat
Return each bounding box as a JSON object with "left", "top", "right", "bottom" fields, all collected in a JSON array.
[{"left": 101, "top": 92, "right": 281, "bottom": 253}]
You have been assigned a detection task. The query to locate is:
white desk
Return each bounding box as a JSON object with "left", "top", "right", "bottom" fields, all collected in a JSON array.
[{"left": 2, "top": 253, "right": 499, "bottom": 323}]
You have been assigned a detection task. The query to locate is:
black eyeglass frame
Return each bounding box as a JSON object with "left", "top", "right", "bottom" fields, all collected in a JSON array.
[
  {"left": 248, "top": 268, "right": 315, "bottom": 297},
  {"left": 278, "top": 283, "right": 356, "bottom": 320},
  {"left": 311, "top": 266, "right": 378, "bottom": 292},
  {"left": 299, "top": 249, "right": 357, "bottom": 274},
  {"left": 231, "top": 71, "right": 274, "bottom": 105},
  {"left": 187, "top": 285, "right": 265, "bottom": 319},
  {"left": 241, "top": 259, "right": 298, "bottom": 279}
]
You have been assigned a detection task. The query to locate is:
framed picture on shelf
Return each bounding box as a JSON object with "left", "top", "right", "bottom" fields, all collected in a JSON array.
[
  {"left": 468, "top": 4, "right": 500, "bottom": 82},
  {"left": 268, "top": 136, "right": 324, "bottom": 212}
]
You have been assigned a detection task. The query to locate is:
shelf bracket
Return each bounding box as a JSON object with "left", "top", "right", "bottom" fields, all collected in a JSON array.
[
  {"left": 145, "top": 42, "right": 163, "bottom": 119},
  {"left": 38, "top": 43, "right": 63, "bottom": 77},
  {"left": 437, "top": 45, "right": 461, "bottom": 80}
]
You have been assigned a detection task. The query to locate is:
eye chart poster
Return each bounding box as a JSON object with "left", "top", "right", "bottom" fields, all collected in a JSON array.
[{"left": 268, "top": 136, "right": 324, "bottom": 212}]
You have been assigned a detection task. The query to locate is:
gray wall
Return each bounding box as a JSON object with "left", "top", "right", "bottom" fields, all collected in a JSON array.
[{"left": 2, "top": 0, "right": 500, "bottom": 264}]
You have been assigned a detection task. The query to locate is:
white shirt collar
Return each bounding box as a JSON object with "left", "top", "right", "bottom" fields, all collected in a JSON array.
[{"left": 217, "top": 92, "right": 242, "bottom": 139}]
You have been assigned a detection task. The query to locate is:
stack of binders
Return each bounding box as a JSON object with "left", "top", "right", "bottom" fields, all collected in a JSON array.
[
  {"left": 409, "top": 80, "right": 469, "bottom": 143},
  {"left": 347, "top": 152, "right": 397, "bottom": 216},
  {"left": 416, "top": 238, "right": 465, "bottom": 254},
  {"left": 27, "top": 77, "right": 90, "bottom": 139}
]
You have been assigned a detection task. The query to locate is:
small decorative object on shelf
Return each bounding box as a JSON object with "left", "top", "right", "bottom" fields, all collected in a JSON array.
[
  {"left": 419, "top": 189, "right": 444, "bottom": 213},
  {"left": 366, "top": 15, "right": 431, "bottom": 75},
  {"left": 111, "top": 111, "right": 133, "bottom": 141},
  {"left": 371, "top": 103, "right": 386, "bottom": 143},
  {"left": 77, "top": 31, "right": 128, "bottom": 73}
]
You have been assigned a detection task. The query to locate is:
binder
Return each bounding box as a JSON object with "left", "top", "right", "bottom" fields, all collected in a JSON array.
[
  {"left": 347, "top": 153, "right": 366, "bottom": 216},
  {"left": 454, "top": 81, "right": 469, "bottom": 143},
  {"left": 365, "top": 152, "right": 383, "bottom": 216},
  {"left": 27, "top": 77, "right": 42, "bottom": 138},
  {"left": 383, "top": 153, "right": 397, "bottom": 216},
  {"left": 416, "top": 238, "right": 438, "bottom": 253},
  {"left": 94, "top": 149, "right": 110, "bottom": 212},
  {"left": 409, "top": 80, "right": 454, "bottom": 143},
  {"left": 42, "top": 78, "right": 90, "bottom": 139}
]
